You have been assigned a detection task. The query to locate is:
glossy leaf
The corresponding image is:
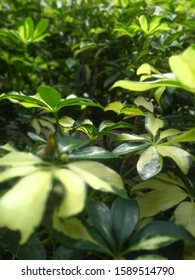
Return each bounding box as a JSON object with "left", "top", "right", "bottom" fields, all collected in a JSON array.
[
  {"left": 0, "top": 171, "right": 52, "bottom": 244},
  {"left": 159, "top": 128, "right": 181, "bottom": 142},
  {"left": 33, "top": 19, "right": 49, "bottom": 40},
  {"left": 0, "top": 151, "right": 42, "bottom": 166},
  {"left": 169, "top": 45, "right": 195, "bottom": 93},
  {"left": 173, "top": 201, "right": 195, "bottom": 237},
  {"left": 54, "top": 169, "right": 86, "bottom": 218},
  {"left": 67, "top": 161, "right": 127, "bottom": 198},
  {"left": 130, "top": 221, "right": 194, "bottom": 251},
  {"left": 139, "top": 15, "right": 148, "bottom": 33},
  {"left": 157, "top": 145, "right": 192, "bottom": 174},
  {"left": 116, "top": 133, "right": 148, "bottom": 142},
  {"left": 37, "top": 85, "right": 61, "bottom": 109},
  {"left": 137, "top": 146, "right": 163, "bottom": 180},
  {"left": 58, "top": 136, "right": 89, "bottom": 153},
  {"left": 113, "top": 142, "right": 150, "bottom": 155},
  {"left": 145, "top": 114, "right": 164, "bottom": 137},
  {"left": 69, "top": 146, "right": 118, "bottom": 159},
  {"left": 86, "top": 200, "right": 115, "bottom": 245},
  {"left": 111, "top": 197, "right": 139, "bottom": 245}
]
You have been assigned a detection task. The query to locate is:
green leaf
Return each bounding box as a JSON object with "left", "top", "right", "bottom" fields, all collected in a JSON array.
[
  {"left": 57, "top": 98, "right": 103, "bottom": 111},
  {"left": 157, "top": 145, "right": 192, "bottom": 174},
  {"left": 0, "top": 171, "right": 52, "bottom": 244},
  {"left": 173, "top": 201, "right": 195, "bottom": 237},
  {"left": 145, "top": 114, "right": 164, "bottom": 137},
  {"left": 113, "top": 142, "right": 150, "bottom": 155},
  {"left": 139, "top": 15, "right": 148, "bottom": 33},
  {"left": 154, "top": 86, "right": 166, "bottom": 105},
  {"left": 69, "top": 146, "right": 118, "bottom": 160},
  {"left": 137, "top": 63, "right": 160, "bottom": 75},
  {"left": 67, "top": 161, "right": 127, "bottom": 198},
  {"left": 37, "top": 85, "right": 61, "bottom": 109},
  {"left": 169, "top": 45, "right": 195, "bottom": 93},
  {"left": 58, "top": 136, "right": 89, "bottom": 154},
  {"left": 16, "top": 236, "right": 46, "bottom": 260},
  {"left": 159, "top": 129, "right": 181, "bottom": 142},
  {"left": 104, "top": 101, "right": 124, "bottom": 114},
  {"left": 130, "top": 221, "right": 194, "bottom": 251},
  {"left": 166, "top": 128, "right": 195, "bottom": 144},
  {"left": 120, "top": 106, "right": 147, "bottom": 117},
  {"left": 111, "top": 78, "right": 181, "bottom": 92},
  {"left": 53, "top": 215, "right": 93, "bottom": 242},
  {"left": 24, "top": 17, "right": 34, "bottom": 41},
  {"left": 137, "top": 185, "right": 188, "bottom": 219},
  {"left": 98, "top": 120, "right": 133, "bottom": 132},
  {"left": 134, "top": 96, "right": 154, "bottom": 112},
  {"left": 86, "top": 200, "right": 115, "bottom": 245},
  {"left": 33, "top": 19, "right": 49, "bottom": 39},
  {"left": 137, "top": 146, "right": 163, "bottom": 180},
  {"left": 111, "top": 197, "right": 139, "bottom": 245},
  {"left": 116, "top": 133, "right": 148, "bottom": 142},
  {"left": 54, "top": 169, "right": 86, "bottom": 218},
  {"left": 0, "top": 151, "right": 42, "bottom": 166}
]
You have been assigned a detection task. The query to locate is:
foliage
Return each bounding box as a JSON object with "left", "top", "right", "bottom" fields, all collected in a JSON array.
[{"left": 0, "top": 0, "right": 195, "bottom": 260}]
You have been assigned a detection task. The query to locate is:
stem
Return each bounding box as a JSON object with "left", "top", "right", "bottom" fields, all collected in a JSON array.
[{"left": 53, "top": 111, "right": 63, "bottom": 136}]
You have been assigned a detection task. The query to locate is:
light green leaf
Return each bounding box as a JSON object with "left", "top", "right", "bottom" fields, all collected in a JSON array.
[
  {"left": 139, "top": 15, "right": 148, "bottom": 33},
  {"left": 169, "top": 45, "right": 195, "bottom": 93},
  {"left": 134, "top": 96, "right": 154, "bottom": 112},
  {"left": 137, "top": 63, "right": 160, "bottom": 75},
  {"left": 0, "top": 166, "right": 38, "bottom": 183},
  {"left": 24, "top": 17, "right": 34, "bottom": 41},
  {"left": 137, "top": 146, "right": 163, "bottom": 180},
  {"left": 104, "top": 101, "right": 124, "bottom": 114},
  {"left": 111, "top": 78, "right": 181, "bottom": 92},
  {"left": 159, "top": 129, "right": 181, "bottom": 142},
  {"left": 154, "top": 86, "right": 166, "bottom": 105},
  {"left": 120, "top": 106, "right": 147, "bottom": 117},
  {"left": 67, "top": 161, "right": 126, "bottom": 198},
  {"left": 166, "top": 128, "right": 195, "bottom": 144},
  {"left": 0, "top": 171, "right": 52, "bottom": 244},
  {"left": 53, "top": 215, "right": 93, "bottom": 241},
  {"left": 173, "top": 201, "right": 195, "bottom": 237},
  {"left": 137, "top": 186, "right": 188, "bottom": 218},
  {"left": 157, "top": 145, "right": 192, "bottom": 174},
  {"left": 54, "top": 169, "right": 86, "bottom": 217},
  {"left": 145, "top": 114, "right": 164, "bottom": 137},
  {"left": 0, "top": 151, "right": 43, "bottom": 166}
]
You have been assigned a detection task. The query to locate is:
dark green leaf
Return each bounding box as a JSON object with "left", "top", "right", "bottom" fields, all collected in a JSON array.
[
  {"left": 86, "top": 200, "right": 115, "bottom": 246},
  {"left": 58, "top": 136, "right": 89, "bottom": 153},
  {"left": 129, "top": 221, "right": 194, "bottom": 251},
  {"left": 16, "top": 236, "right": 46, "bottom": 260},
  {"left": 111, "top": 197, "right": 139, "bottom": 245}
]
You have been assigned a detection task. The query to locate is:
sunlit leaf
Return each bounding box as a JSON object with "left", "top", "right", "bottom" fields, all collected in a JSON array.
[
  {"left": 104, "top": 102, "right": 124, "bottom": 114},
  {"left": 137, "top": 146, "right": 163, "bottom": 180},
  {"left": 139, "top": 15, "right": 148, "bottom": 33},
  {"left": 0, "top": 151, "right": 43, "bottom": 166},
  {"left": 113, "top": 142, "right": 150, "bottom": 155},
  {"left": 37, "top": 85, "right": 61, "bottom": 109},
  {"left": 134, "top": 96, "right": 154, "bottom": 112},
  {"left": 54, "top": 169, "right": 86, "bottom": 217},
  {"left": 67, "top": 161, "right": 127, "bottom": 198},
  {"left": 169, "top": 45, "right": 195, "bottom": 93},
  {"left": 0, "top": 171, "right": 52, "bottom": 244},
  {"left": 145, "top": 114, "right": 164, "bottom": 137},
  {"left": 157, "top": 145, "right": 192, "bottom": 174}
]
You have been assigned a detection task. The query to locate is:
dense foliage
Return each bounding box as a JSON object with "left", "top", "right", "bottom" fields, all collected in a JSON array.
[{"left": 0, "top": 0, "right": 195, "bottom": 260}]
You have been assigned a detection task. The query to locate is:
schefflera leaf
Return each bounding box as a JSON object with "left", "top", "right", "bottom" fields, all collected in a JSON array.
[
  {"left": 137, "top": 146, "right": 163, "bottom": 180},
  {"left": 67, "top": 161, "right": 127, "bottom": 198},
  {"left": 157, "top": 145, "right": 192, "bottom": 174},
  {"left": 0, "top": 171, "right": 52, "bottom": 244}
]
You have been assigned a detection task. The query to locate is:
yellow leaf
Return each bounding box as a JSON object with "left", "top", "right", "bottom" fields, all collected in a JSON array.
[
  {"left": 0, "top": 171, "right": 52, "bottom": 244},
  {"left": 54, "top": 169, "right": 86, "bottom": 217}
]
